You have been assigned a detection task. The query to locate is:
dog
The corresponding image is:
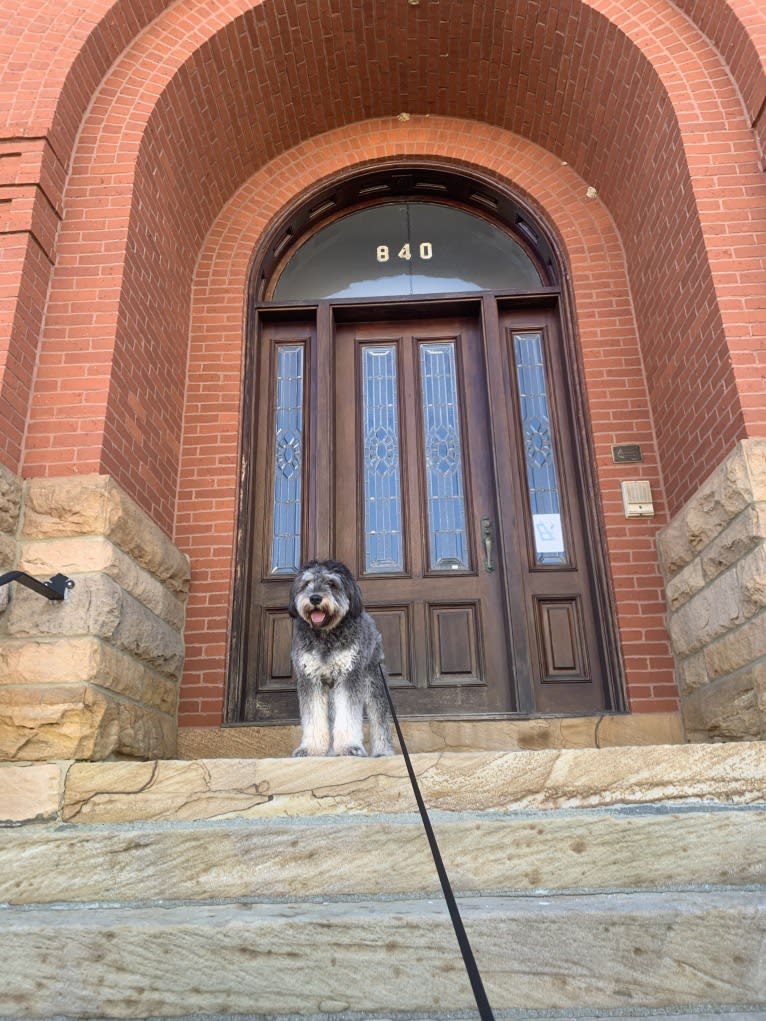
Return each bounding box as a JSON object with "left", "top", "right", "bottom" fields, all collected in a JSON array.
[{"left": 288, "top": 559, "right": 394, "bottom": 757}]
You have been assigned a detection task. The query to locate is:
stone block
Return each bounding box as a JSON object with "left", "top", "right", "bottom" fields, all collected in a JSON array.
[
  {"left": 0, "top": 637, "right": 178, "bottom": 714},
  {"left": 658, "top": 440, "right": 766, "bottom": 741},
  {"left": 0, "top": 532, "right": 16, "bottom": 572},
  {"left": 19, "top": 536, "right": 186, "bottom": 630},
  {"left": 676, "top": 649, "right": 707, "bottom": 694},
  {"left": 739, "top": 540, "right": 766, "bottom": 617},
  {"left": 0, "top": 684, "right": 175, "bottom": 761},
  {"left": 2, "top": 891, "right": 764, "bottom": 1015},
  {"left": 0, "top": 763, "right": 61, "bottom": 824},
  {"left": 665, "top": 557, "right": 705, "bottom": 611},
  {"left": 22, "top": 475, "right": 190, "bottom": 595},
  {"left": 0, "top": 685, "right": 120, "bottom": 760},
  {"left": 703, "top": 608, "right": 766, "bottom": 681},
  {"left": 657, "top": 439, "right": 766, "bottom": 580},
  {"left": 1, "top": 805, "right": 764, "bottom": 905},
  {"left": 683, "top": 669, "right": 765, "bottom": 743},
  {"left": 668, "top": 566, "right": 745, "bottom": 657},
  {"left": 0, "top": 465, "right": 21, "bottom": 617},
  {"left": 656, "top": 512, "right": 695, "bottom": 579},
  {"left": 6, "top": 573, "right": 184, "bottom": 679},
  {"left": 701, "top": 503, "right": 766, "bottom": 582},
  {"left": 682, "top": 443, "right": 752, "bottom": 553},
  {"left": 0, "top": 463, "right": 21, "bottom": 537},
  {"left": 744, "top": 437, "right": 766, "bottom": 501}
]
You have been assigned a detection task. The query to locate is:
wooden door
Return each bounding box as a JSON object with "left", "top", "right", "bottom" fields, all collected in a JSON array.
[
  {"left": 333, "top": 315, "right": 513, "bottom": 715},
  {"left": 239, "top": 302, "right": 613, "bottom": 721},
  {"left": 491, "top": 305, "right": 610, "bottom": 713}
]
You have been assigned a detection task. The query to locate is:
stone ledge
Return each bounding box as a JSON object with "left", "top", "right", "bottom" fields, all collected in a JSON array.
[
  {"left": 177, "top": 713, "right": 685, "bottom": 759},
  {"left": 58, "top": 742, "right": 766, "bottom": 824}
]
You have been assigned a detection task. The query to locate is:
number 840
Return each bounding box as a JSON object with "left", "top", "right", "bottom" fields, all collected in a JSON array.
[{"left": 376, "top": 242, "right": 433, "bottom": 262}]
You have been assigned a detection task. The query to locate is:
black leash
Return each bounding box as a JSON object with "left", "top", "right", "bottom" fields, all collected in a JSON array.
[{"left": 380, "top": 665, "right": 496, "bottom": 1021}]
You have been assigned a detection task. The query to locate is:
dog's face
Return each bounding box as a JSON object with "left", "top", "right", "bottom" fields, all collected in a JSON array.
[{"left": 288, "top": 560, "right": 364, "bottom": 631}]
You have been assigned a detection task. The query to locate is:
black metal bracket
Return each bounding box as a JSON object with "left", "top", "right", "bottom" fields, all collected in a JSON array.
[{"left": 0, "top": 571, "right": 75, "bottom": 601}]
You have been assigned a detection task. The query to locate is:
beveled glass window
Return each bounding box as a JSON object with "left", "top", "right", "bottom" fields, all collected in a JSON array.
[
  {"left": 419, "top": 341, "right": 469, "bottom": 571},
  {"left": 512, "top": 331, "right": 567, "bottom": 565},
  {"left": 270, "top": 344, "right": 304, "bottom": 574},
  {"left": 361, "top": 344, "right": 404, "bottom": 573},
  {"left": 272, "top": 202, "right": 542, "bottom": 300}
]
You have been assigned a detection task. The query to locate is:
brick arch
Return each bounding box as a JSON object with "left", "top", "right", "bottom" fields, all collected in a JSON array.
[
  {"left": 176, "top": 122, "right": 676, "bottom": 726},
  {"left": 17, "top": 0, "right": 765, "bottom": 532}
]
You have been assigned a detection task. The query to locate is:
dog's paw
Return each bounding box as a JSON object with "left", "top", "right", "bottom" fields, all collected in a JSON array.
[
  {"left": 334, "top": 744, "right": 368, "bottom": 757},
  {"left": 372, "top": 745, "right": 394, "bottom": 757},
  {"left": 292, "top": 746, "right": 310, "bottom": 757}
]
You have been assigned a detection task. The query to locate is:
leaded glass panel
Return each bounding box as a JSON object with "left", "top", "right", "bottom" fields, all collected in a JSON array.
[
  {"left": 362, "top": 345, "right": 404, "bottom": 573},
  {"left": 272, "top": 202, "right": 542, "bottom": 300},
  {"left": 270, "top": 344, "right": 304, "bottom": 574},
  {"left": 419, "top": 342, "right": 469, "bottom": 570},
  {"left": 513, "top": 331, "right": 567, "bottom": 565}
]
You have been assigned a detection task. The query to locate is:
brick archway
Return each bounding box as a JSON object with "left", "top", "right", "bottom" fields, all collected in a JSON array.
[{"left": 177, "top": 121, "right": 675, "bottom": 726}]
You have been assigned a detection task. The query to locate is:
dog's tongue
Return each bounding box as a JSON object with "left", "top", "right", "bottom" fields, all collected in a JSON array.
[{"left": 310, "top": 610, "right": 326, "bottom": 626}]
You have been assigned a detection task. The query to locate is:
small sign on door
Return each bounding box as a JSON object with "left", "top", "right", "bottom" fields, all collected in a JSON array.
[{"left": 532, "top": 513, "right": 565, "bottom": 558}]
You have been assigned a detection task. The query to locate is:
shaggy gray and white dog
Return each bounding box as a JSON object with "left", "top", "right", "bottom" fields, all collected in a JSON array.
[{"left": 288, "top": 559, "right": 394, "bottom": 757}]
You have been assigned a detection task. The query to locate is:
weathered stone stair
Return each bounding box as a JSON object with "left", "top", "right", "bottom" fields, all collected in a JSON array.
[{"left": 2, "top": 742, "right": 766, "bottom": 1019}]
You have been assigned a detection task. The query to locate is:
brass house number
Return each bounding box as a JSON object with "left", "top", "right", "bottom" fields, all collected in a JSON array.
[{"left": 376, "top": 242, "right": 433, "bottom": 262}]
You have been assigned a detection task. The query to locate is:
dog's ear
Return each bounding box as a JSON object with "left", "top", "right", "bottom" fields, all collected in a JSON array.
[
  {"left": 287, "top": 574, "right": 301, "bottom": 618},
  {"left": 345, "top": 572, "right": 364, "bottom": 619}
]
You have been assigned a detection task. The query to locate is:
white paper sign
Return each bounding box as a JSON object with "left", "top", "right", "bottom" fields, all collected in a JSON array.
[{"left": 532, "top": 513, "right": 565, "bottom": 556}]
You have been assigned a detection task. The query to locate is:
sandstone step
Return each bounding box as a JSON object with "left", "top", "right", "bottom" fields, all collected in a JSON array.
[
  {"left": 1, "top": 891, "right": 764, "bottom": 1018},
  {"left": 2, "top": 745, "right": 766, "bottom": 1019},
  {"left": 53, "top": 742, "right": 766, "bottom": 825},
  {"left": 2, "top": 804, "right": 765, "bottom": 907}
]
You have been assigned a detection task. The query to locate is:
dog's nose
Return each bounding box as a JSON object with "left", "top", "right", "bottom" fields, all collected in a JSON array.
[{"left": 309, "top": 594, "right": 322, "bottom": 606}]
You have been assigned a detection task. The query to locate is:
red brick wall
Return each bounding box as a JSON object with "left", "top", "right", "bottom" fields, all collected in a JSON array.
[{"left": 1, "top": 0, "right": 764, "bottom": 726}]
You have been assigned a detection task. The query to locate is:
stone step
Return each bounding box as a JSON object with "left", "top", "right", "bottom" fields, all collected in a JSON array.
[
  {"left": 50, "top": 741, "right": 766, "bottom": 824},
  {"left": 1, "top": 891, "right": 764, "bottom": 1018},
  {"left": 2, "top": 744, "right": 766, "bottom": 1019},
  {"left": 2, "top": 804, "right": 765, "bottom": 907}
]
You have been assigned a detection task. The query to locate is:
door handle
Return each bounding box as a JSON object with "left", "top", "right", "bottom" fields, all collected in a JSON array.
[{"left": 480, "top": 518, "right": 494, "bottom": 572}]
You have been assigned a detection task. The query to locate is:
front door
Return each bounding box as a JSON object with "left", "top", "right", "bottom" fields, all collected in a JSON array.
[{"left": 238, "top": 296, "right": 613, "bottom": 721}]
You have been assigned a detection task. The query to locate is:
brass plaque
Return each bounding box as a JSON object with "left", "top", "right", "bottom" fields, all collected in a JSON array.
[{"left": 612, "top": 443, "right": 643, "bottom": 464}]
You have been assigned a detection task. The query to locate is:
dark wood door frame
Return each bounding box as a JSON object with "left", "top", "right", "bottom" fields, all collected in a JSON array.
[{"left": 226, "top": 292, "right": 626, "bottom": 724}]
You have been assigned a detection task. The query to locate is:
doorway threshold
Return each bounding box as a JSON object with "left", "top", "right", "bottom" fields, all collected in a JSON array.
[{"left": 177, "top": 712, "right": 683, "bottom": 760}]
